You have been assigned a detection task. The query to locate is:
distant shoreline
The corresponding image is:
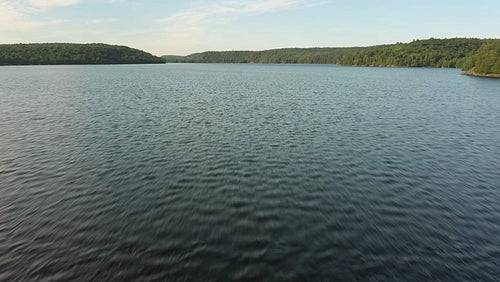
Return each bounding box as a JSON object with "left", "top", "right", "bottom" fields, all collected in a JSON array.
[
  {"left": 0, "top": 43, "right": 165, "bottom": 65},
  {"left": 461, "top": 68, "right": 500, "bottom": 78},
  {"left": 164, "top": 38, "right": 500, "bottom": 76}
]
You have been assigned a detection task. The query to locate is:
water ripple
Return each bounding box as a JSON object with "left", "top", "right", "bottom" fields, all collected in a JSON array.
[{"left": 1, "top": 64, "right": 499, "bottom": 280}]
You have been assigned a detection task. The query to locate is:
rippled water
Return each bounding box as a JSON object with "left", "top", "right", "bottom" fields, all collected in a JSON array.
[{"left": 1, "top": 64, "right": 499, "bottom": 280}]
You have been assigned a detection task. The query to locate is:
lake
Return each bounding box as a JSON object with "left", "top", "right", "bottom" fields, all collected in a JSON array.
[{"left": 0, "top": 64, "right": 499, "bottom": 280}]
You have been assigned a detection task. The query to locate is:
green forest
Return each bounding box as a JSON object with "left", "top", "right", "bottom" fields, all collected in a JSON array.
[
  {"left": 1, "top": 39, "right": 499, "bottom": 75},
  {"left": 0, "top": 43, "right": 165, "bottom": 65},
  {"left": 165, "top": 38, "right": 500, "bottom": 75},
  {"left": 465, "top": 41, "right": 500, "bottom": 74},
  {"left": 337, "top": 38, "right": 484, "bottom": 68},
  {"left": 163, "top": 47, "right": 364, "bottom": 64}
]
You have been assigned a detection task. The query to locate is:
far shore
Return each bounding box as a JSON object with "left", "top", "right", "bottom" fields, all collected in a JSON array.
[{"left": 461, "top": 68, "right": 500, "bottom": 78}]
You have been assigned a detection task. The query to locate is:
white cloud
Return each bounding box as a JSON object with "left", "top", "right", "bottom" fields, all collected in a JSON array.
[
  {"left": 156, "top": 0, "right": 310, "bottom": 54},
  {"left": 89, "top": 18, "right": 119, "bottom": 24},
  {"left": 227, "top": 0, "right": 307, "bottom": 14},
  {"left": 29, "top": 0, "right": 82, "bottom": 8},
  {"left": 0, "top": 3, "right": 24, "bottom": 27},
  {"left": 157, "top": 0, "right": 307, "bottom": 24},
  {"left": 0, "top": 0, "right": 78, "bottom": 31},
  {"left": 0, "top": 2, "right": 66, "bottom": 31}
]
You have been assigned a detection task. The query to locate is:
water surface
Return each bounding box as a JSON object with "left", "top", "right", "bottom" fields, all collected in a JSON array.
[{"left": 1, "top": 64, "right": 499, "bottom": 280}]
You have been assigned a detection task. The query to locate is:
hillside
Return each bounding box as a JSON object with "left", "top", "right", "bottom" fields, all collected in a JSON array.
[
  {"left": 338, "top": 38, "right": 484, "bottom": 69},
  {"left": 165, "top": 38, "right": 500, "bottom": 75},
  {"left": 0, "top": 43, "right": 165, "bottom": 65},
  {"left": 165, "top": 47, "right": 364, "bottom": 64},
  {"left": 467, "top": 40, "right": 500, "bottom": 74}
]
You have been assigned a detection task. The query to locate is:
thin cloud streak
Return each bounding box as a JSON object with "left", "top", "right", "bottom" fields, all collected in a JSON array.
[
  {"left": 157, "top": 0, "right": 307, "bottom": 24},
  {"left": 29, "top": 0, "right": 82, "bottom": 8},
  {"left": 89, "top": 18, "right": 119, "bottom": 24},
  {"left": 156, "top": 0, "right": 311, "bottom": 54},
  {"left": 0, "top": 2, "right": 67, "bottom": 31}
]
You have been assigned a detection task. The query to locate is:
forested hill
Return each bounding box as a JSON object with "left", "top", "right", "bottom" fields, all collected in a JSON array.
[
  {"left": 338, "top": 38, "right": 499, "bottom": 75},
  {"left": 165, "top": 38, "right": 500, "bottom": 75},
  {"left": 338, "top": 38, "right": 486, "bottom": 68},
  {"left": 0, "top": 43, "right": 165, "bottom": 65},
  {"left": 165, "top": 47, "right": 364, "bottom": 64},
  {"left": 465, "top": 40, "right": 500, "bottom": 75}
]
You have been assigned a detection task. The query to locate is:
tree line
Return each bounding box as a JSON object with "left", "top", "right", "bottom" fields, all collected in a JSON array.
[
  {"left": 164, "top": 47, "right": 364, "bottom": 64},
  {"left": 165, "top": 38, "right": 500, "bottom": 74},
  {"left": 463, "top": 40, "right": 500, "bottom": 74},
  {"left": 2, "top": 40, "right": 498, "bottom": 74},
  {"left": 0, "top": 43, "right": 165, "bottom": 65}
]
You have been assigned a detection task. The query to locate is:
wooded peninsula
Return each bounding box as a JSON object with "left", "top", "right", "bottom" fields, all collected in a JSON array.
[{"left": 164, "top": 38, "right": 500, "bottom": 77}]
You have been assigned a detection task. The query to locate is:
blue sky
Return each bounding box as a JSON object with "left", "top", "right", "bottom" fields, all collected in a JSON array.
[{"left": 1, "top": 0, "right": 499, "bottom": 56}]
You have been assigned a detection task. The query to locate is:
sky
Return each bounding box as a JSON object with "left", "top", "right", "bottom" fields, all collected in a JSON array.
[{"left": 1, "top": 0, "right": 499, "bottom": 56}]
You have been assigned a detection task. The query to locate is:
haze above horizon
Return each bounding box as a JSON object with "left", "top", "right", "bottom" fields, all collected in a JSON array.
[{"left": 1, "top": 0, "right": 499, "bottom": 56}]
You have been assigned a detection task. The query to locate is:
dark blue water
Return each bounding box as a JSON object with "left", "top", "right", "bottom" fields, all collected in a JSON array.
[{"left": 1, "top": 64, "right": 499, "bottom": 281}]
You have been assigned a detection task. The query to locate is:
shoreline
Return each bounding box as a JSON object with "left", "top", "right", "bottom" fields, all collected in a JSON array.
[{"left": 461, "top": 68, "right": 500, "bottom": 78}]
